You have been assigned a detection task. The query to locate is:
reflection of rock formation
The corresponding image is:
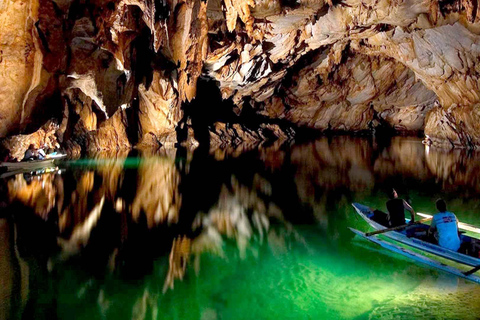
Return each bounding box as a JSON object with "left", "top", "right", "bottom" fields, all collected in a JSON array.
[
  {"left": 132, "top": 158, "right": 181, "bottom": 228},
  {"left": 8, "top": 136, "right": 480, "bottom": 319},
  {"left": 373, "top": 137, "right": 429, "bottom": 181},
  {"left": 291, "top": 137, "right": 375, "bottom": 197},
  {"left": 57, "top": 197, "right": 105, "bottom": 261},
  {"left": 58, "top": 171, "right": 95, "bottom": 235},
  {"left": 290, "top": 136, "right": 480, "bottom": 209},
  {"left": 163, "top": 236, "right": 191, "bottom": 293},
  {"left": 7, "top": 174, "right": 56, "bottom": 219},
  {"left": 425, "top": 146, "right": 480, "bottom": 193},
  {"left": 0, "top": 218, "right": 28, "bottom": 320}
]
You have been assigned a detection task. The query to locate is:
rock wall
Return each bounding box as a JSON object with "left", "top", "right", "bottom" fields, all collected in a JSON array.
[
  {"left": 0, "top": 0, "right": 40, "bottom": 136},
  {"left": 1, "top": 0, "right": 480, "bottom": 151}
]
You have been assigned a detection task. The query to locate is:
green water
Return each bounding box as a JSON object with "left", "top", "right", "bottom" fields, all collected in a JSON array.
[{"left": 2, "top": 136, "right": 480, "bottom": 319}]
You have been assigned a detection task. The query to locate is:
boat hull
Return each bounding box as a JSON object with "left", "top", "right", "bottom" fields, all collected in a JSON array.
[
  {"left": 350, "top": 228, "right": 480, "bottom": 284},
  {"left": 352, "top": 203, "right": 480, "bottom": 267},
  {"left": 0, "top": 155, "right": 65, "bottom": 172}
]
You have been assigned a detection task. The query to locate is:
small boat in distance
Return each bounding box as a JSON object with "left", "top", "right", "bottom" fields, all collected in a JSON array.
[
  {"left": 0, "top": 154, "right": 66, "bottom": 172},
  {"left": 350, "top": 202, "right": 480, "bottom": 284}
]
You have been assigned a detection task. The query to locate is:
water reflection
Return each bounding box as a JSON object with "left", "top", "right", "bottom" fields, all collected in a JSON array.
[{"left": 2, "top": 136, "right": 480, "bottom": 319}]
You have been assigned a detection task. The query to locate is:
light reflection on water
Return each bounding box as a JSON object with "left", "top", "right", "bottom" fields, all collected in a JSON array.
[{"left": 2, "top": 136, "right": 480, "bottom": 319}]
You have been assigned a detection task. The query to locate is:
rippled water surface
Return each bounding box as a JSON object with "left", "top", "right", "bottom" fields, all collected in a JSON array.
[{"left": 2, "top": 136, "right": 480, "bottom": 320}]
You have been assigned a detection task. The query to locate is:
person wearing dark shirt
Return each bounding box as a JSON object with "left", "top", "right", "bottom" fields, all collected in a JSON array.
[
  {"left": 24, "top": 144, "right": 36, "bottom": 160},
  {"left": 386, "top": 189, "right": 416, "bottom": 227}
]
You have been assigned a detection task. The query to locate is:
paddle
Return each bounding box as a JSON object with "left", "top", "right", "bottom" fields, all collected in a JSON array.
[
  {"left": 463, "top": 265, "right": 480, "bottom": 276},
  {"left": 417, "top": 212, "right": 480, "bottom": 234},
  {"left": 365, "top": 217, "right": 432, "bottom": 237}
]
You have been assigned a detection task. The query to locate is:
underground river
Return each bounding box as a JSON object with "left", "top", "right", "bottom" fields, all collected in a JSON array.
[{"left": 1, "top": 136, "right": 480, "bottom": 320}]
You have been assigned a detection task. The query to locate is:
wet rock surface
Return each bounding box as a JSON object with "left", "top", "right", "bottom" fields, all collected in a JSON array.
[{"left": 1, "top": 0, "right": 480, "bottom": 150}]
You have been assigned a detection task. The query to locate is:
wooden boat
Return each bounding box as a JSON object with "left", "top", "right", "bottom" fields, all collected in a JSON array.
[
  {"left": 351, "top": 202, "right": 480, "bottom": 283},
  {"left": 0, "top": 154, "right": 66, "bottom": 172},
  {"left": 352, "top": 203, "right": 480, "bottom": 267},
  {"left": 349, "top": 228, "right": 480, "bottom": 284}
]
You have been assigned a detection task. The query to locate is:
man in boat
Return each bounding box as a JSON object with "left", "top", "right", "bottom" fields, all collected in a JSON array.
[
  {"left": 386, "top": 189, "right": 416, "bottom": 227},
  {"left": 37, "top": 144, "right": 47, "bottom": 160},
  {"left": 24, "top": 144, "right": 37, "bottom": 160},
  {"left": 429, "top": 199, "right": 461, "bottom": 252}
]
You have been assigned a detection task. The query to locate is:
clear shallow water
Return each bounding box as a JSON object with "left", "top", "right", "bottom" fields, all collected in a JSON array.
[{"left": 2, "top": 136, "right": 480, "bottom": 320}]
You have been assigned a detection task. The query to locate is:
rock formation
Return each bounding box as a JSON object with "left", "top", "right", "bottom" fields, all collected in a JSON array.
[{"left": 1, "top": 0, "right": 480, "bottom": 152}]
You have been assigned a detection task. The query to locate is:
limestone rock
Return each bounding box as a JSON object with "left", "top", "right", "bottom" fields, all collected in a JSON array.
[
  {"left": 2, "top": 0, "right": 480, "bottom": 149},
  {"left": 1, "top": 120, "right": 59, "bottom": 161},
  {"left": 0, "top": 0, "right": 40, "bottom": 137},
  {"left": 209, "top": 122, "right": 295, "bottom": 153},
  {"left": 137, "top": 71, "right": 180, "bottom": 147},
  {"left": 424, "top": 104, "right": 480, "bottom": 149},
  {"left": 85, "top": 108, "right": 131, "bottom": 152}
]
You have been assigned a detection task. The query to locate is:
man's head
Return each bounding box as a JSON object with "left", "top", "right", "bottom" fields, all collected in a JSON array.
[
  {"left": 436, "top": 199, "right": 447, "bottom": 212},
  {"left": 28, "top": 144, "right": 35, "bottom": 150},
  {"left": 389, "top": 188, "right": 398, "bottom": 199}
]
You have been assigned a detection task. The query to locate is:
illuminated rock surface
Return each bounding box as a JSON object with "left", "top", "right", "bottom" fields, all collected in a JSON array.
[{"left": 1, "top": 0, "right": 480, "bottom": 154}]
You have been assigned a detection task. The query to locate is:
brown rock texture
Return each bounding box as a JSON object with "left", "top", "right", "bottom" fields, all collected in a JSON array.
[
  {"left": 0, "top": 0, "right": 40, "bottom": 137},
  {"left": 1, "top": 120, "right": 59, "bottom": 161},
  {"left": 137, "top": 71, "right": 179, "bottom": 147},
  {"left": 1, "top": 0, "right": 480, "bottom": 150}
]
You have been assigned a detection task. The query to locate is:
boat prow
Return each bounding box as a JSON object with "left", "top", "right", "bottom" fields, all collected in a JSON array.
[
  {"left": 0, "top": 154, "right": 66, "bottom": 173},
  {"left": 350, "top": 202, "right": 480, "bottom": 283}
]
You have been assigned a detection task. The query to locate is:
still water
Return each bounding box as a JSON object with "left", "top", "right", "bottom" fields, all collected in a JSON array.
[{"left": 2, "top": 136, "right": 480, "bottom": 320}]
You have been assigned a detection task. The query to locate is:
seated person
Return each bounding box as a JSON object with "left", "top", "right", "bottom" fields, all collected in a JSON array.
[
  {"left": 429, "top": 199, "right": 461, "bottom": 252},
  {"left": 37, "top": 145, "right": 46, "bottom": 160},
  {"left": 24, "top": 144, "right": 37, "bottom": 160},
  {"left": 386, "top": 189, "right": 415, "bottom": 227}
]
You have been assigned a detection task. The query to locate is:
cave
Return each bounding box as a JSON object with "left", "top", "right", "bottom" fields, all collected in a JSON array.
[
  {"left": 1, "top": 1, "right": 480, "bottom": 319},
  {"left": 1, "top": 0, "right": 479, "bottom": 156}
]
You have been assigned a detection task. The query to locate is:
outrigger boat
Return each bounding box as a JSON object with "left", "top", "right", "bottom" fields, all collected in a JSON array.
[
  {"left": 0, "top": 154, "right": 66, "bottom": 173},
  {"left": 350, "top": 203, "right": 480, "bottom": 283}
]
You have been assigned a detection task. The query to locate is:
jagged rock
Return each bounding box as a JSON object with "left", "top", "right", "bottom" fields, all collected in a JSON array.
[
  {"left": 209, "top": 122, "right": 295, "bottom": 152},
  {"left": 85, "top": 108, "right": 131, "bottom": 152},
  {"left": 424, "top": 104, "right": 480, "bottom": 149},
  {"left": 137, "top": 71, "right": 180, "bottom": 147},
  {"left": 1, "top": 120, "right": 59, "bottom": 161},
  {"left": 1, "top": 0, "right": 480, "bottom": 149}
]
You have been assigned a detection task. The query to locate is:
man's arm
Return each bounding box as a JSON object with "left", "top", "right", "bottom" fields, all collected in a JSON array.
[
  {"left": 428, "top": 215, "right": 436, "bottom": 237},
  {"left": 403, "top": 200, "right": 415, "bottom": 222},
  {"left": 454, "top": 213, "right": 460, "bottom": 235}
]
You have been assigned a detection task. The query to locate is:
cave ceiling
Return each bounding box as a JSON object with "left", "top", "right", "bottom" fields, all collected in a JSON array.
[{"left": 1, "top": 0, "right": 480, "bottom": 155}]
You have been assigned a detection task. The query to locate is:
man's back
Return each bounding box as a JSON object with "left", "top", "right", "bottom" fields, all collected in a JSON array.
[
  {"left": 432, "top": 211, "right": 461, "bottom": 251},
  {"left": 386, "top": 198, "right": 405, "bottom": 227},
  {"left": 24, "top": 149, "right": 35, "bottom": 160}
]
